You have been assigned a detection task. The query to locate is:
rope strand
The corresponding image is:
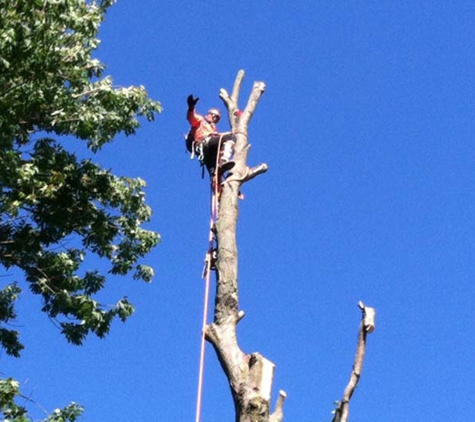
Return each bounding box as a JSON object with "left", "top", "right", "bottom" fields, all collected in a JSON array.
[
  {"left": 195, "top": 246, "right": 212, "bottom": 422},
  {"left": 195, "top": 207, "right": 215, "bottom": 422}
]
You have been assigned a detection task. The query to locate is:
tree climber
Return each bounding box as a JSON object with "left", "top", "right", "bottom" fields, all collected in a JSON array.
[{"left": 186, "top": 94, "right": 235, "bottom": 178}]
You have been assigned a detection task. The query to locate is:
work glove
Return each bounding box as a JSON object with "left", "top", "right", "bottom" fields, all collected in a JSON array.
[{"left": 187, "top": 94, "right": 199, "bottom": 110}]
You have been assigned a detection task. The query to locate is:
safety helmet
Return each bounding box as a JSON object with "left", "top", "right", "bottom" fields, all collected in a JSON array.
[{"left": 207, "top": 108, "right": 221, "bottom": 121}]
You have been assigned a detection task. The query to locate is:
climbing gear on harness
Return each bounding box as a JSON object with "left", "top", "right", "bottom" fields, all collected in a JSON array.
[
  {"left": 188, "top": 133, "right": 236, "bottom": 180},
  {"left": 185, "top": 130, "right": 195, "bottom": 155},
  {"left": 195, "top": 139, "right": 206, "bottom": 162}
]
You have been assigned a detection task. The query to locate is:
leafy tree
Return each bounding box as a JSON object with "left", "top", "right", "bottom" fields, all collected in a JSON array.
[{"left": 0, "top": 0, "right": 161, "bottom": 418}]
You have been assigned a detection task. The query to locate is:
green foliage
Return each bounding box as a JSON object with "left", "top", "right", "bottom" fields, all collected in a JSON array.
[
  {"left": 0, "top": 379, "right": 27, "bottom": 421},
  {"left": 0, "top": 0, "right": 161, "bottom": 353},
  {"left": 0, "top": 0, "right": 160, "bottom": 151},
  {"left": 0, "top": 284, "right": 23, "bottom": 357},
  {"left": 44, "top": 403, "right": 84, "bottom": 422},
  {"left": 0, "top": 378, "right": 84, "bottom": 421},
  {"left": 0, "top": 0, "right": 162, "bottom": 419}
]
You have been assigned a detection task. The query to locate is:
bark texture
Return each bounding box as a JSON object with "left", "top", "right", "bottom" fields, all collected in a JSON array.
[{"left": 205, "top": 70, "right": 283, "bottom": 422}]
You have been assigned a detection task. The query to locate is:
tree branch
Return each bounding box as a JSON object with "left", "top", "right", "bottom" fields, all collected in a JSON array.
[
  {"left": 270, "top": 391, "right": 287, "bottom": 422},
  {"left": 332, "top": 302, "right": 376, "bottom": 422},
  {"left": 231, "top": 69, "right": 245, "bottom": 105},
  {"left": 219, "top": 71, "right": 268, "bottom": 191},
  {"left": 241, "top": 81, "right": 266, "bottom": 128}
]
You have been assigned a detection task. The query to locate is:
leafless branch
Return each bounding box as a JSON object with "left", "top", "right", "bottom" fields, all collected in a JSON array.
[
  {"left": 332, "top": 302, "right": 376, "bottom": 422},
  {"left": 270, "top": 390, "right": 287, "bottom": 422},
  {"left": 241, "top": 81, "right": 266, "bottom": 127},
  {"left": 219, "top": 71, "right": 268, "bottom": 190},
  {"left": 231, "top": 69, "right": 245, "bottom": 105}
]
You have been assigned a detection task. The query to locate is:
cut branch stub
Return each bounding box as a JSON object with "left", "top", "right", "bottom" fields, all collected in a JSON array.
[
  {"left": 358, "top": 301, "right": 376, "bottom": 333},
  {"left": 270, "top": 391, "right": 287, "bottom": 422}
]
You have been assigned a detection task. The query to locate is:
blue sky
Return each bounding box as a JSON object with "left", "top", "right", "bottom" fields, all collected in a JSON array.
[{"left": 4, "top": 1, "right": 475, "bottom": 420}]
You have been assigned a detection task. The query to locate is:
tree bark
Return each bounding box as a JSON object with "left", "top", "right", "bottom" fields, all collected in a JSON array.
[
  {"left": 204, "top": 71, "right": 375, "bottom": 422},
  {"left": 332, "top": 302, "right": 376, "bottom": 422},
  {"left": 204, "top": 70, "right": 283, "bottom": 422}
]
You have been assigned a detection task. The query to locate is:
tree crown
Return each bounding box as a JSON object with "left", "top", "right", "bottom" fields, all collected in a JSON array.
[{"left": 0, "top": 0, "right": 162, "bottom": 357}]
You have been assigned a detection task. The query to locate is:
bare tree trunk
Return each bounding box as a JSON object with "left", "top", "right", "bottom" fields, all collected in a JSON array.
[
  {"left": 204, "top": 70, "right": 375, "bottom": 422},
  {"left": 203, "top": 70, "right": 285, "bottom": 422}
]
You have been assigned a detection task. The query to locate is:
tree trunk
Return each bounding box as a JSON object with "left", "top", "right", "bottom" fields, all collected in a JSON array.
[
  {"left": 204, "top": 70, "right": 284, "bottom": 422},
  {"left": 204, "top": 70, "right": 374, "bottom": 422}
]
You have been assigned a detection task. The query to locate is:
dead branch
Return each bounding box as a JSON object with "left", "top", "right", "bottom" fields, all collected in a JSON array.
[
  {"left": 332, "top": 302, "right": 375, "bottom": 422},
  {"left": 219, "top": 70, "right": 268, "bottom": 191},
  {"left": 241, "top": 81, "right": 266, "bottom": 127},
  {"left": 270, "top": 391, "right": 287, "bottom": 422},
  {"left": 231, "top": 70, "right": 245, "bottom": 104}
]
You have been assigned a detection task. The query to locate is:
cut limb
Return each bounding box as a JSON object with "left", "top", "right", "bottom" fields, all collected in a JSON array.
[{"left": 332, "top": 302, "right": 376, "bottom": 422}]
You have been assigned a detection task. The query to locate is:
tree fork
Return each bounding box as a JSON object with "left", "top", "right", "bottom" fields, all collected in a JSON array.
[{"left": 205, "top": 70, "right": 283, "bottom": 422}]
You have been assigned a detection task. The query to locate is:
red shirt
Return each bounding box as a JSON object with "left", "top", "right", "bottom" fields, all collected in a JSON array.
[{"left": 187, "top": 109, "right": 218, "bottom": 143}]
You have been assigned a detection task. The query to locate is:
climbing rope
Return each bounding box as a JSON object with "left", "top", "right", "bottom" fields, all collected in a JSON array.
[
  {"left": 194, "top": 213, "right": 214, "bottom": 422},
  {"left": 195, "top": 135, "right": 225, "bottom": 422}
]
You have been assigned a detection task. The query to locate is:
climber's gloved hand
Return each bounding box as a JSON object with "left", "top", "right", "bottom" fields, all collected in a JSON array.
[{"left": 187, "top": 94, "right": 199, "bottom": 110}]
